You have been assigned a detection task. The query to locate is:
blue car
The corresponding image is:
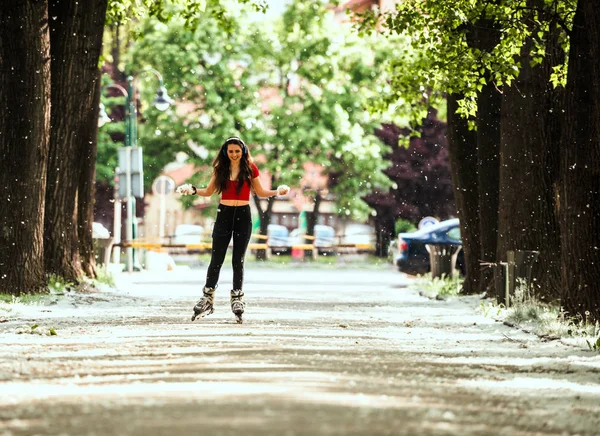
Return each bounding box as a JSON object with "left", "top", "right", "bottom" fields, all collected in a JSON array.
[{"left": 395, "top": 218, "right": 464, "bottom": 275}]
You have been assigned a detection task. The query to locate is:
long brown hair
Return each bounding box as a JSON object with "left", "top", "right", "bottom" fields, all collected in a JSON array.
[{"left": 212, "top": 137, "right": 253, "bottom": 195}]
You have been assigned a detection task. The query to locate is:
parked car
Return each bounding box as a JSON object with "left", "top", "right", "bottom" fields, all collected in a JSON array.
[
  {"left": 288, "top": 225, "right": 335, "bottom": 254},
  {"left": 313, "top": 225, "right": 335, "bottom": 254},
  {"left": 339, "top": 224, "right": 376, "bottom": 253},
  {"left": 394, "top": 218, "right": 465, "bottom": 275},
  {"left": 267, "top": 224, "right": 290, "bottom": 255},
  {"left": 173, "top": 224, "right": 205, "bottom": 253}
]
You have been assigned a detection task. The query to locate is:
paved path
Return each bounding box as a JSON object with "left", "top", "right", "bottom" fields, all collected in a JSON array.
[{"left": 1, "top": 266, "right": 599, "bottom": 435}]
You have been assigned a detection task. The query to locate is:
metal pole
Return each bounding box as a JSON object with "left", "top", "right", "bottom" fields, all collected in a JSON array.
[
  {"left": 159, "top": 187, "right": 166, "bottom": 239},
  {"left": 112, "top": 167, "right": 122, "bottom": 264},
  {"left": 126, "top": 76, "right": 135, "bottom": 272},
  {"left": 125, "top": 148, "right": 133, "bottom": 272},
  {"left": 506, "top": 250, "right": 515, "bottom": 308},
  {"left": 112, "top": 200, "right": 122, "bottom": 264}
]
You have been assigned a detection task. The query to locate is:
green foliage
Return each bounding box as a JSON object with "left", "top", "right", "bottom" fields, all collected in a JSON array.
[
  {"left": 97, "top": 74, "right": 126, "bottom": 184},
  {"left": 251, "top": 0, "right": 392, "bottom": 221},
  {"left": 412, "top": 273, "right": 463, "bottom": 299},
  {"left": 503, "top": 301, "right": 600, "bottom": 345},
  {"left": 47, "top": 274, "right": 75, "bottom": 295},
  {"left": 587, "top": 337, "right": 600, "bottom": 352},
  {"left": 479, "top": 300, "right": 504, "bottom": 318},
  {"left": 16, "top": 324, "right": 58, "bottom": 336},
  {"left": 107, "top": 0, "right": 268, "bottom": 31},
  {"left": 100, "top": 0, "right": 272, "bottom": 188},
  {"left": 482, "top": 280, "right": 600, "bottom": 348},
  {"left": 352, "top": 0, "right": 575, "bottom": 124},
  {"left": 124, "top": 5, "right": 270, "bottom": 192},
  {"left": 395, "top": 219, "right": 416, "bottom": 234},
  {"left": 83, "top": 266, "right": 116, "bottom": 288},
  {"left": 111, "top": 0, "right": 394, "bottom": 221},
  {"left": 0, "top": 294, "right": 49, "bottom": 305}
]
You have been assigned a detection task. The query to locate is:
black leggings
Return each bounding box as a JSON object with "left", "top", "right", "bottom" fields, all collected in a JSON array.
[{"left": 205, "top": 204, "right": 252, "bottom": 290}]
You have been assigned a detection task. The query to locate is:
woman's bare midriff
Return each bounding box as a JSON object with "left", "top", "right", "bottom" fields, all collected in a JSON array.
[{"left": 220, "top": 199, "right": 250, "bottom": 206}]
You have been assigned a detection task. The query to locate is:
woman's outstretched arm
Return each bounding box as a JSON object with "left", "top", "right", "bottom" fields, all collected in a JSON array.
[
  {"left": 194, "top": 173, "right": 217, "bottom": 197},
  {"left": 176, "top": 173, "right": 217, "bottom": 197},
  {"left": 251, "top": 177, "right": 289, "bottom": 198}
]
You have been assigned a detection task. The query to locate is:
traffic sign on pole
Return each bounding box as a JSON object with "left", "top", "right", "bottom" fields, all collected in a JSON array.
[
  {"left": 418, "top": 216, "right": 439, "bottom": 229},
  {"left": 152, "top": 175, "right": 176, "bottom": 239},
  {"left": 152, "top": 175, "right": 176, "bottom": 196},
  {"left": 118, "top": 147, "right": 144, "bottom": 198}
]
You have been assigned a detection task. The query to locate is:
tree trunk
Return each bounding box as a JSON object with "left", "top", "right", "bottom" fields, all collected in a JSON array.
[
  {"left": 560, "top": 0, "right": 600, "bottom": 321},
  {"left": 45, "top": 0, "right": 108, "bottom": 281},
  {"left": 362, "top": 191, "right": 399, "bottom": 259},
  {"left": 0, "top": 1, "right": 51, "bottom": 295},
  {"left": 497, "top": 16, "right": 562, "bottom": 301},
  {"left": 306, "top": 192, "right": 321, "bottom": 238},
  {"left": 463, "top": 16, "right": 502, "bottom": 295},
  {"left": 373, "top": 214, "right": 395, "bottom": 258},
  {"left": 79, "top": 70, "right": 103, "bottom": 278},
  {"left": 111, "top": 24, "right": 126, "bottom": 81},
  {"left": 252, "top": 194, "right": 274, "bottom": 261},
  {"left": 305, "top": 192, "right": 322, "bottom": 258},
  {"left": 476, "top": 80, "right": 502, "bottom": 293},
  {"left": 447, "top": 95, "right": 481, "bottom": 294}
]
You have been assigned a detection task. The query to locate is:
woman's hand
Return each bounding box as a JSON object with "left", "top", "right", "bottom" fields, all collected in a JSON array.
[
  {"left": 276, "top": 185, "right": 290, "bottom": 196},
  {"left": 176, "top": 184, "right": 196, "bottom": 195}
]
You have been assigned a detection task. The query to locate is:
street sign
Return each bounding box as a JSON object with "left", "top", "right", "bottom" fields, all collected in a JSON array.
[
  {"left": 418, "top": 216, "right": 439, "bottom": 229},
  {"left": 117, "top": 147, "right": 144, "bottom": 198},
  {"left": 153, "top": 175, "right": 176, "bottom": 239},
  {"left": 152, "top": 175, "right": 176, "bottom": 196}
]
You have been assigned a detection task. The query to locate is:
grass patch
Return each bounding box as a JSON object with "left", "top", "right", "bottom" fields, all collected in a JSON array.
[
  {"left": 93, "top": 266, "right": 116, "bottom": 287},
  {"left": 80, "top": 266, "right": 116, "bottom": 289},
  {"left": 16, "top": 324, "right": 58, "bottom": 336},
  {"left": 480, "top": 279, "right": 600, "bottom": 351},
  {"left": 0, "top": 293, "right": 51, "bottom": 305},
  {"left": 47, "top": 274, "right": 75, "bottom": 294},
  {"left": 411, "top": 273, "right": 463, "bottom": 299},
  {"left": 0, "top": 268, "right": 116, "bottom": 309}
]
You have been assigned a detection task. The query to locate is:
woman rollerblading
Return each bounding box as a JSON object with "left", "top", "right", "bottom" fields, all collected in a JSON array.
[{"left": 177, "top": 136, "right": 289, "bottom": 323}]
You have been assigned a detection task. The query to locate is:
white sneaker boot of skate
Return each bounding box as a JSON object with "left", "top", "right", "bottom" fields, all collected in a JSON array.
[
  {"left": 192, "top": 286, "right": 216, "bottom": 321},
  {"left": 230, "top": 289, "right": 245, "bottom": 324}
]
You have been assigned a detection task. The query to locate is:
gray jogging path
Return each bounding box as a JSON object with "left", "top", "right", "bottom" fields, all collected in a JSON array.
[{"left": 1, "top": 265, "right": 599, "bottom": 435}]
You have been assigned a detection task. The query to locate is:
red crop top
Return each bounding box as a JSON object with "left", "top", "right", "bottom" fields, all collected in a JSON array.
[{"left": 221, "top": 163, "right": 260, "bottom": 201}]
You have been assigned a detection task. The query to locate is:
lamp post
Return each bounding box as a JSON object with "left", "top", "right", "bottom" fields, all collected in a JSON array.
[{"left": 100, "top": 68, "right": 174, "bottom": 272}]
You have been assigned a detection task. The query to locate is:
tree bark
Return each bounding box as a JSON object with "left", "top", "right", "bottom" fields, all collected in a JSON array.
[
  {"left": 110, "top": 24, "right": 126, "bottom": 81},
  {"left": 79, "top": 70, "right": 103, "bottom": 278},
  {"left": 306, "top": 192, "right": 321, "bottom": 238},
  {"left": 362, "top": 191, "right": 400, "bottom": 259},
  {"left": 0, "top": 1, "right": 51, "bottom": 295},
  {"left": 560, "top": 0, "right": 600, "bottom": 320},
  {"left": 447, "top": 95, "right": 481, "bottom": 294},
  {"left": 45, "top": 0, "right": 108, "bottom": 281},
  {"left": 497, "top": 14, "right": 562, "bottom": 301},
  {"left": 476, "top": 80, "right": 502, "bottom": 293},
  {"left": 373, "top": 213, "right": 395, "bottom": 258},
  {"left": 252, "top": 193, "right": 274, "bottom": 261},
  {"left": 303, "top": 192, "right": 322, "bottom": 259}
]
